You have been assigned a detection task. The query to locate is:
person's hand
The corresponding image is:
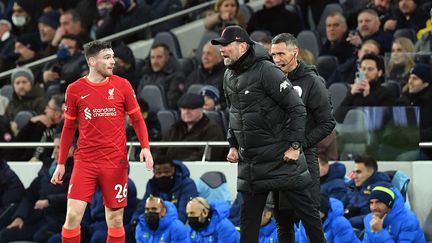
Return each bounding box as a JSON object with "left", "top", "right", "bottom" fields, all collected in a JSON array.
[
  {"left": 51, "top": 26, "right": 66, "bottom": 47},
  {"left": 43, "top": 70, "right": 60, "bottom": 83},
  {"left": 362, "top": 80, "right": 370, "bottom": 97},
  {"left": 283, "top": 148, "right": 300, "bottom": 161},
  {"left": 383, "top": 19, "right": 397, "bottom": 32},
  {"left": 7, "top": 217, "right": 24, "bottom": 229},
  {"left": 370, "top": 214, "right": 386, "bottom": 232},
  {"left": 227, "top": 147, "right": 239, "bottom": 163},
  {"left": 34, "top": 199, "right": 50, "bottom": 210},
  {"left": 350, "top": 81, "right": 365, "bottom": 95},
  {"left": 140, "top": 148, "right": 153, "bottom": 170},
  {"left": 51, "top": 164, "right": 65, "bottom": 184},
  {"left": 31, "top": 114, "right": 52, "bottom": 127},
  {"left": 347, "top": 32, "right": 362, "bottom": 47},
  {"left": 219, "top": 11, "right": 233, "bottom": 21}
]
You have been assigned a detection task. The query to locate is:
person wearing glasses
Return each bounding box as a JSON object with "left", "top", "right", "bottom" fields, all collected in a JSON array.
[
  {"left": 135, "top": 196, "right": 187, "bottom": 243},
  {"left": 186, "top": 197, "right": 239, "bottom": 243}
]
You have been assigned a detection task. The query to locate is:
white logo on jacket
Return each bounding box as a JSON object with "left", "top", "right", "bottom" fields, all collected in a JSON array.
[
  {"left": 280, "top": 80, "right": 290, "bottom": 92},
  {"left": 293, "top": 86, "right": 302, "bottom": 97}
]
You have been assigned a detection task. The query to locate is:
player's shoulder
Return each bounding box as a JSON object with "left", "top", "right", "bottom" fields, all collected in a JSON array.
[
  {"left": 66, "top": 77, "right": 87, "bottom": 93},
  {"left": 110, "top": 75, "right": 129, "bottom": 84}
]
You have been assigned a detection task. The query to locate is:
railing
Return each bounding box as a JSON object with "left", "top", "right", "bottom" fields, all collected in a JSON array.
[
  {"left": 0, "top": 0, "right": 217, "bottom": 80},
  {"left": 0, "top": 141, "right": 229, "bottom": 162}
]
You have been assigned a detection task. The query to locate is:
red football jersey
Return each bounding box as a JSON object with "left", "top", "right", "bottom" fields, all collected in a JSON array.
[{"left": 64, "top": 75, "right": 140, "bottom": 168}]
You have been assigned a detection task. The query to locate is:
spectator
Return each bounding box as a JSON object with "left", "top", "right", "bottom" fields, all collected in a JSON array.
[
  {"left": 0, "top": 19, "right": 15, "bottom": 73},
  {"left": 259, "top": 203, "right": 278, "bottom": 243},
  {"left": 298, "top": 194, "right": 361, "bottom": 243},
  {"left": 113, "top": 45, "right": 137, "bottom": 91},
  {"left": 185, "top": 41, "right": 226, "bottom": 105},
  {"left": 14, "top": 32, "right": 43, "bottom": 66},
  {"left": 320, "top": 12, "right": 355, "bottom": 64},
  {"left": 135, "top": 196, "right": 187, "bottom": 243},
  {"left": 132, "top": 155, "right": 198, "bottom": 224},
  {"left": 297, "top": 0, "right": 338, "bottom": 29},
  {"left": 0, "top": 158, "right": 25, "bottom": 228},
  {"left": 335, "top": 53, "right": 395, "bottom": 121},
  {"left": 4, "top": 94, "right": 64, "bottom": 162},
  {"left": 384, "top": 0, "right": 429, "bottom": 32},
  {"left": 136, "top": 43, "right": 185, "bottom": 109},
  {"left": 396, "top": 63, "right": 432, "bottom": 159},
  {"left": 415, "top": 7, "right": 432, "bottom": 52},
  {"left": 0, "top": 135, "right": 74, "bottom": 242},
  {"left": 204, "top": 0, "right": 246, "bottom": 34},
  {"left": 4, "top": 67, "right": 46, "bottom": 123},
  {"left": 386, "top": 37, "right": 415, "bottom": 86},
  {"left": 327, "top": 39, "right": 381, "bottom": 88},
  {"left": 127, "top": 98, "right": 161, "bottom": 144},
  {"left": 164, "top": 93, "right": 225, "bottom": 161},
  {"left": 347, "top": 9, "right": 393, "bottom": 54},
  {"left": 247, "top": 0, "right": 303, "bottom": 37},
  {"left": 186, "top": 197, "right": 239, "bottom": 243},
  {"left": 342, "top": 155, "right": 391, "bottom": 229},
  {"left": 363, "top": 186, "right": 426, "bottom": 242},
  {"left": 38, "top": 10, "right": 60, "bottom": 57},
  {"left": 228, "top": 192, "right": 242, "bottom": 227},
  {"left": 142, "top": 0, "right": 183, "bottom": 35},
  {"left": 52, "top": 9, "right": 92, "bottom": 48},
  {"left": 11, "top": 0, "right": 39, "bottom": 36},
  {"left": 367, "top": 0, "right": 394, "bottom": 27},
  {"left": 318, "top": 153, "right": 347, "bottom": 200},
  {"left": 200, "top": 85, "right": 221, "bottom": 111}
]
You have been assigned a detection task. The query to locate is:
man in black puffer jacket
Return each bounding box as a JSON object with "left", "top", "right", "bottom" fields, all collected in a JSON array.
[
  {"left": 271, "top": 33, "right": 335, "bottom": 242},
  {"left": 211, "top": 25, "right": 324, "bottom": 243}
]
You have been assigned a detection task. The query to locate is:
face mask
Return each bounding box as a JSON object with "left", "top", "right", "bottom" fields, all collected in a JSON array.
[
  {"left": 98, "top": 8, "right": 110, "bottom": 18},
  {"left": 188, "top": 216, "right": 210, "bottom": 231},
  {"left": 57, "top": 45, "right": 71, "bottom": 61},
  {"left": 12, "top": 15, "right": 26, "bottom": 27},
  {"left": 145, "top": 212, "right": 160, "bottom": 231},
  {"left": 155, "top": 176, "right": 174, "bottom": 192}
]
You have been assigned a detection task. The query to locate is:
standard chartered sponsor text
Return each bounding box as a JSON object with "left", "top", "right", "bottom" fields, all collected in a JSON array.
[{"left": 93, "top": 107, "right": 117, "bottom": 117}]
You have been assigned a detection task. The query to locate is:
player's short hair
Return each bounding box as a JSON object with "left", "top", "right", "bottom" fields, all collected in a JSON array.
[
  {"left": 151, "top": 43, "right": 170, "bottom": 56},
  {"left": 361, "top": 53, "right": 384, "bottom": 71},
  {"left": 51, "top": 94, "right": 65, "bottom": 111},
  {"left": 271, "top": 33, "right": 298, "bottom": 49},
  {"left": 153, "top": 154, "right": 174, "bottom": 166},
  {"left": 83, "top": 40, "right": 112, "bottom": 60},
  {"left": 354, "top": 155, "right": 378, "bottom": 171},
  {"left": 189, "top": 197, "right": 210, "bottom": 212}
]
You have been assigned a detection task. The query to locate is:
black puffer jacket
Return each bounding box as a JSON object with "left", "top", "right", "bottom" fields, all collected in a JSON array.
[
  {"left": 224, "top": 44, "right": 309, "bottom": 192},
  {"left": 287, "top": 60, "right": 336, "bottom": 149}
]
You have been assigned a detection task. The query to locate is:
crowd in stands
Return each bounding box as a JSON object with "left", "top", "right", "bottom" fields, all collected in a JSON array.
[{"left": 0, "top": 0, "right": 432, "bottom": 241}]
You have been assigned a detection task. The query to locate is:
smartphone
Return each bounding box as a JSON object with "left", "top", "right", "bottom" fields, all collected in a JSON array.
[{"left": 355, "top": 71, "right": 365, "bottom": 82}]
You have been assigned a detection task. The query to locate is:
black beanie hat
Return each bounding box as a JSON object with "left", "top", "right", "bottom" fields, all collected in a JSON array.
[{"left": 369, "top": 186, "right": 395, "bottom": 208}]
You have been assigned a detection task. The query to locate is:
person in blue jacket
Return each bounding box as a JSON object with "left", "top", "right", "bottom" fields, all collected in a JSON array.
[
  {"left": 363, "top": 186, "right": 426, "bottom": 243},
  {"left": 133, "top": 155, "right": 198, "bottom": 223},
  {"left": 187, "top": 197, "right": 239, "bottom": 243},
  {"left": 319, "top": 153, "right": 347, "bottom": 200},
  {"left": 342, "top": 155, "right": 391, "bottom": 229},
  {"left": 135, "top": 196, "right": 187, "bottom": 243},
  {"left": 259, "top": 203, "right": 278, "bottom": 243},
  {"left": 299, "top": 194, "right": 360, "bottom": 243}
]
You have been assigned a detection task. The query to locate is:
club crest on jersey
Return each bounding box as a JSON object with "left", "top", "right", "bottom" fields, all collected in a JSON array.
[{"left": 108, "top": 88, "right": 115, "bottom": 100}]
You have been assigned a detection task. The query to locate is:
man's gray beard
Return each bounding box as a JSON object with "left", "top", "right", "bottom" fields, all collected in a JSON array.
[{"left": 224, "top": 57, "right": 237, "bottom": 66}]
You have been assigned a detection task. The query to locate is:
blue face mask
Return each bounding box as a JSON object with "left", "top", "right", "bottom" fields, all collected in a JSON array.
[
  {"left": 57, "top": 45, "right": 71, "bottom": 61},
  {"left": 98, "top": 8, "right": 110, "bottom": 18}
]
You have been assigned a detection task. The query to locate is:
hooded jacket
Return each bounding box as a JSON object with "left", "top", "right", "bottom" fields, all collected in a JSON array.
[
  {"left": 224, "top": 43, "right": 309, "bottom": 193},
  {"left": 259, "top": 218, "right": 278, "bottom": 243},
  {"left": 320, "top": 162, "right": 347, "bottom": 200},
  {"left": 133, "top": 160, "right": 198, "bottom": 223},
  {"left": 135, "top": 201, "right": 187, "bottom": 243},
  {"left": 298, "top": 198, "right": 360, "bottom": 243},
  {"left": 287, "top": 60, "right": 335, "bottom": 150},
  {"left": 0, "top": 160, "right": 25, "bottom": 216},
  {"left": 363, "top": 188, "right": 426, "bottom": 243},
  {"left": 187, "top": 200, "right": 239, "bottom": 243},
  {"left": 343, "top": 171, "right": 392, "bottom": 228}
]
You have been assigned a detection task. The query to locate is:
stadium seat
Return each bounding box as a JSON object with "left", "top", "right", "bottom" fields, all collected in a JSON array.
[
  {"left": 250, "top": 30, "right": 272, "bottom": 42},
  {"left": 0, "top": 84, "right": 13, "bottom": 101},
  {"left": 394, "top": 28, "right": 417, "bottom": 43},
  {"left": 194, "top": 31, "right": 220, "bottom": 64},
  {"left": 157, "top": 110, "right": 178, "bottom": 138},
  {"left": 14, "top": 110, "right": 35, "bottom": 131},
  {"left": 152, "top": 31, "right": 183, "bottom": 59},
  {"left": 196, "top": 171, "right": 231, "bottom": 204},
  {"left": 138, "top": 85, "right": 167, "bottom": 113},
  {"left": 328, "top": 82, "right": 348, "bottom": 113},
  {"left": 385, "top": 170, "right": 411, "bottom": 209},
  {"left": 45, "top": 84, "right": 60, "bottom": 99},
  {"left": 297, "top": 30, "right": 321, "bottom": 58},
  {"left": 337, "top": 108, "right": 369, "bottom": 160},
  {"left": 204, "top": 110, "right": 227, "bottom": 135},
  {"left": 316, "top": 55, "right": 339, "bottom": 81},
  {"left": 239, "top": 4, "right": 254, "bottom": 23},
  {"left": 187, "top": 84, "right": 204, "bottom": 94}
]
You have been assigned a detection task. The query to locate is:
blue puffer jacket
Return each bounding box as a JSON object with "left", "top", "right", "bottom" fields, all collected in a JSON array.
[
  {"left": 133, "top": 160, "right": 198, "bottom": 223},
  {"left": 188, "top": 200, "right": 239, "bottom": 243},
  {"left": 320, "top": 163, "right": 347, "bottom": 200},
  {"left": 362, "top": 188, "right": 426, "bottom": 243},
  {"left": 298, "top": 198, "right": 360, "bottom": 243},
  {"left": 259, "top": 218, "right": 278, "bottom": 243},
  {"left": 135, "top": 201, "right": 187, "bottom": 243},
  {"left": 343, "top": 171, "right": 391, "bottom": 228}
]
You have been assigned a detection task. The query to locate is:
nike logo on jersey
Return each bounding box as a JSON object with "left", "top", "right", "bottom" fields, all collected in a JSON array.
[
  {"left": 117, "top": 198, "right": 126, "bottom": 203},
  {"left": 81, "top": 94, "right": 90, "bottom": 99}
]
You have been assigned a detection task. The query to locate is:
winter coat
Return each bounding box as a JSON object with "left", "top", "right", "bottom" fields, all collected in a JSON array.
[
  {"left": 342, "top": 171, "right": 392, "bottom": 228},
  {"left": 135, "top": 201, "right": 187, "bottom": 243},
  {"left": 0, "top": 161, "right": 25, "bottom": 215},
  {"left": 133, "top": 160, "right": 198, "bottom": 223},
  {"left": 363, "top": 188, "right": 426, "bottom": 243},
  {"left": 224, "top": 43, "right": 309, "bottom": 193},
  {"left": 4, "top": 85, "right": 46, "bottom": 121},
  {"left": 187, "top": 200, "right": 239, "bottom": 243},
  {"left": 320, "top": 162, "right": 347, "bottom": 200},
  {"left": 259, "top": 218, "right": 278, "bottom": 243}
]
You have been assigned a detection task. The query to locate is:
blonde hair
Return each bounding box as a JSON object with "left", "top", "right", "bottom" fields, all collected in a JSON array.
[
  {"left": 190, "top": 197, "right": 210, "bottom": 212},
  {"left": 387, "top": 37, "right": 415, "bottom": 79},
  {"left": 214, "top": 0, "right": 239, "bottom": 14}
]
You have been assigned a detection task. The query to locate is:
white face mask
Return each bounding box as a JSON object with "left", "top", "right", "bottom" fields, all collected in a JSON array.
[{"left": 12, "top": 15, "right": 26, "bottom": 27}]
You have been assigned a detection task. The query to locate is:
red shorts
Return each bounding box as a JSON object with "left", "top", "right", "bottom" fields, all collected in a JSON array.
[{"left": 68, "top": 164, "right": 129, "bottom": 208}]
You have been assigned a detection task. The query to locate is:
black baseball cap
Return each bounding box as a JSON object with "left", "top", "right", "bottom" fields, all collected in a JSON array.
[{"left": 211, "top": 25, "right": 252, "bottom": 46}]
